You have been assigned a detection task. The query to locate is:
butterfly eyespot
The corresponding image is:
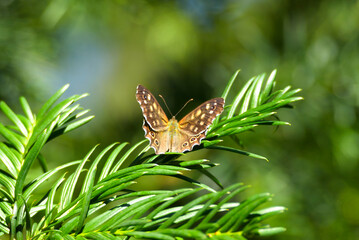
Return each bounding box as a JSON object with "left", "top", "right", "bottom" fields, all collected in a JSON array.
[
  {"left": 182, "top": 142, "right": 188, "bottom": 147},
  {"left": 150, "top": 132, "right": 155, "bottom": 138},
  {"left": 190, "top": 137, "right": 196, "bottom": 143},
  {"left": 154, "top": 139, "right": 159, "bottom": 146},
  {"left": 210, "top": 105, "right": 215, "bottom": 110},
  {"left": 143, "top": 95, "right": 147, "bottom": 100}
]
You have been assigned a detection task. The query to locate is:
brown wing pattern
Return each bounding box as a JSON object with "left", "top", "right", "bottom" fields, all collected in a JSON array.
[
  {"left": 142, "top": 120, "right": 169, "bottom": 154},
  {"left": 178, "top": 98, "right": 224, "bottom": 136},
  {"left": 136, "top": 85, "right": 169, "bottom": 131},
  {"left": 170, "top": 130, "right": 206, "bottom": 153}
]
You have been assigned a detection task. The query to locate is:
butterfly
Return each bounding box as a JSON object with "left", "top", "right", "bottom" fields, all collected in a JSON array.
[{"left": 136, "top": 85, "right": 224, "bottom": 154}]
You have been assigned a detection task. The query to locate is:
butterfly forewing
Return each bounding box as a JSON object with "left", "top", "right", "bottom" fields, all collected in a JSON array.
[
  {"left": 178, "top": 98, "right": 224, "bottom": 136},
  {"left": 136, "top": 85, "right": 169, "bottom": 131}
]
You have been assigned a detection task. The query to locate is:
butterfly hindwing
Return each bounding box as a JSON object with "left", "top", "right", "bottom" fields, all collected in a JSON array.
[
  {"left": 170, "top": 130, "right": 206, "bottom": 153},
  {"left": 136, "top": 85, "right": 169, "bottom": 131},
  {"left": 142, "top": 120, "right": 169, "bottom": 154},
  {"left": 178, "top": 98, "right": 224, "bottom": 136}
]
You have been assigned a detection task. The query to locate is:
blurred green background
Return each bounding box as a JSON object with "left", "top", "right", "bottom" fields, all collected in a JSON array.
[{"left": 1, "top": 0, "right": 359, "bottom": 239}]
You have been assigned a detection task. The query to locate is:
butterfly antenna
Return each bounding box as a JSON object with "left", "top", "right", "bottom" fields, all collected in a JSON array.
[
  {"left": 174, "top": 98, "right": 193, "bottom": 117},
  {"left": 159, "top": 94, "right": 174, "bottom": 116}
]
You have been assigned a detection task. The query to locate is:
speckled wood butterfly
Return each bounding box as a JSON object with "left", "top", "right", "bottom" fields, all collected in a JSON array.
[{"left": 136, "top": 85, "right": 224, "bottom": 154}]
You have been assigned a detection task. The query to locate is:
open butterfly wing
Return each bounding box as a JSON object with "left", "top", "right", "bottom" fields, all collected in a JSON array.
[
  {"left": 136, "top": 85, "right": 169, "bottom": 131},
  {"left": 142, "top": 120, "right": 170, "bottom": 154},
  {"left": 178, "top": 98, "right": 225, "bottom": 136},
  {"left": 170, "top": 130, "right": 206, "bottom": 153}
]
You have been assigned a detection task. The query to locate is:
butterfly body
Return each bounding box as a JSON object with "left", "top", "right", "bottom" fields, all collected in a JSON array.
[
  {"left": 168, "top": 117, "right": 179, "bottom": 134},
  {"left": 136, "top": 85, "right": 224, "bottom": 154}
]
